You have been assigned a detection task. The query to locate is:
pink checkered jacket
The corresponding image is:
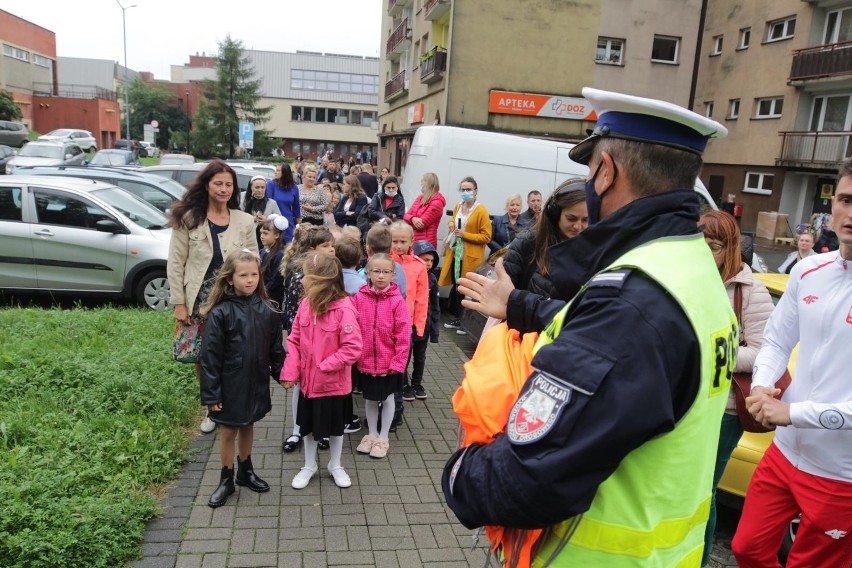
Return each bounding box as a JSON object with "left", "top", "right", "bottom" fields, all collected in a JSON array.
[{"left": 352, "top": 282, "right": 412, "bottom": 375}]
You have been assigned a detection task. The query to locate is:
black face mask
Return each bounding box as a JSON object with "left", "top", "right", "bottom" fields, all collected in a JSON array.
[{"left": 584, "top": 161, "right": 605, "bottom": 225}]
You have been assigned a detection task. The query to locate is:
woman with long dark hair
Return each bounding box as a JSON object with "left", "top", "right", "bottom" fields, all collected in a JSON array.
[
  {"left": 334, "top": 174, "right": 368, "bottom": 227},
  {"left": 502, "top": 178, "right": 588, "bottom": 298},
  {"left": 168, "top": 159, "right": 259, "bottom": 433}
]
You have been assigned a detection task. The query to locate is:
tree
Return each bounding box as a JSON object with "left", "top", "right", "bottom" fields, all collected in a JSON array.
[
  {"left": 185, "top": 99, "right": 218, "bottom": 159},
  {"left": 127, "top": 79, "right": 182, "bottom": 149},
  {"left": 203, "top": 36, "right": 272, "bottom": 158},
  {"left": 0, "top": 90, "right": 23, "bottom": 121}
]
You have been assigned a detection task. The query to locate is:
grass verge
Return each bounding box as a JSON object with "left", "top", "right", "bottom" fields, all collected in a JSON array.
[{"left": 0, "top": 307, "right": 198, "bottom": 567}]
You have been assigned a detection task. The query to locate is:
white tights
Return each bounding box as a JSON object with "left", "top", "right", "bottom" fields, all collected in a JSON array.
[
  {"left": 290, "top": 384, "right": 300, "bottom": 437},
  {"left": 364, "top": 393, "right": 395, "bottom": 441},
  {"left": 302, "top": 433, "right": 343, "bottom": 469}
]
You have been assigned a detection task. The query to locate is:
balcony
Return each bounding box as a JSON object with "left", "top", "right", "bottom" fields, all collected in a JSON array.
[
  {"left": 32, "top": 82, "right": 117, "bottom": 101},
  {"left": 388, "top": 0, "right": 410, "bottom": 17},
  {"left": 386, "top": 18, "right": 411, "bottom": 60},
  {"left": 384, "top": 71, "right": 409, "bottom": 102},
  {"left": 789, "top": 41, "right": 852, "bottom": 83},
  {"left": 420, "top": 47, "right": 447, "bottom": 83},
  {"left": 777, "top": 130, "right": 852, "bottom": 168},
  {"left": 425, "top": 0, "right": 450, "bottom": 20}
]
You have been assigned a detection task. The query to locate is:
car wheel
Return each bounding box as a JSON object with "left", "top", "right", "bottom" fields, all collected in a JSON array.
[
  {"left": 777, "top": 515, "right": 799, "bottom": 566},
  {"left": 135, "top": 270, "right": 170, "bottom": 310},
  {"left": 88, "top": 146, "right": 97, "bottom": 154}
]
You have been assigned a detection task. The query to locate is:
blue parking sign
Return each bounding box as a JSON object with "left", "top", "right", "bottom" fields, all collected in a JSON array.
[{"left": 239, "top": 122, "right": 254, "bottom": 149}]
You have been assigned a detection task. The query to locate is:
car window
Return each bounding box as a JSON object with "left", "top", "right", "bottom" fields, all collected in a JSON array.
[
  {"left": 0, "top": 186, "right": 23, "bottom": 221},
  {"left": 90, "top": 187, "right": 167, "bottom": 229},
  {"left": 20, "top": 145, "right": 62, "bottom": 159},
  {"left": 0, "top": 122, "right": 7, "bottom": 131},
  {"left": 32, "top": 188, "right": 112, "bottom": 230},
  {"left": 175, "top": 170, "right": 198, "bottom": 187},
  {"left": 157, "top": 178, "right": 187, "bottom": 199},
  {"left": 113, "top": 179, "right": 175, "bottom": 212}
]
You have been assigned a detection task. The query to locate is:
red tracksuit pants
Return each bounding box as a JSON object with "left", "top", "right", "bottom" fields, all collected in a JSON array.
[{"left": 732, "top": 442, "right": 852, "bottom": 568}]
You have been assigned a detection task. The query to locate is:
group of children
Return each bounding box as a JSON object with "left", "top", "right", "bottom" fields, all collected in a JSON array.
[{"left": 197, "top": 217, "right": 441, "bottom": 506}]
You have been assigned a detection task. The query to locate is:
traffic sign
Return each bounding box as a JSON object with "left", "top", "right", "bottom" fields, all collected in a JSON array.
[{"left": 150, "top": 119, "right": 159, "bottom": 128}]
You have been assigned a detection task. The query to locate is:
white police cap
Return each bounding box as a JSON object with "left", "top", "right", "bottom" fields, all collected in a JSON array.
[{"left": 569, "top": 87, "right": 728, "bottom": 165}]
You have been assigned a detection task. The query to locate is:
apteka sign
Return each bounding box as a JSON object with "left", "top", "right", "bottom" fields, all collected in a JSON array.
[{"left": 488, "top": 90, "right": 597, "bottom": 121}]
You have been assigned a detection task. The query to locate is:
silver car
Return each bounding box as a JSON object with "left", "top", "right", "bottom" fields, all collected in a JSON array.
[
  {"left": 5, "top": 141, "right": 86, "bottom": 174},
  {"left": 0, "top": 120, "right": 29, "bottom": 147},
  {"left": 38, "top": 129, "right": 98, "bottom": 153},
  {"left": 0, "top": 175, "right": 171, "bottom": 310}
]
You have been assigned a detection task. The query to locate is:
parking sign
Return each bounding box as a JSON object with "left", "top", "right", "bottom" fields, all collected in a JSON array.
[{"left": 238, "top": 121, "right": 254, "bottom": 150}]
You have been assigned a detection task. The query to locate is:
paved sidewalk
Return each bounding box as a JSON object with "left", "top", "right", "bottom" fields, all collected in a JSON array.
[{"left": 132, "top": 324, "right": 489, "bottom": 568}]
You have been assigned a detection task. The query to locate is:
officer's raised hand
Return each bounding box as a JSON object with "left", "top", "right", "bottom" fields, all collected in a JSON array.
[{"left": 458, "top": 258, "right": 514, "bottom": 320}]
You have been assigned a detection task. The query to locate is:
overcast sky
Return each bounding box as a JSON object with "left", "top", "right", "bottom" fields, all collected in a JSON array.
[{"left": 1, "top": 0, "right": 383, "bottom": 79}]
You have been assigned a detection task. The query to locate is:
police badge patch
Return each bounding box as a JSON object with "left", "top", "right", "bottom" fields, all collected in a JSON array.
[{"left": 508, "top": 373, "right": 572, "bottom": 444}]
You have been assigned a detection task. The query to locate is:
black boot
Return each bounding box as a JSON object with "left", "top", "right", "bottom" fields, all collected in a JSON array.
[
  {"left": 235, "top": 455, "right": 269, "bottom": 493},
  {"left": 208, "top": 466, "right": 235, "bottom": 508}
]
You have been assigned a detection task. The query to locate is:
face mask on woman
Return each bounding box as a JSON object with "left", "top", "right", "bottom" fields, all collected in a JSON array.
[{"left": 460, "top": 190, "right": 475, "bottom": 202}]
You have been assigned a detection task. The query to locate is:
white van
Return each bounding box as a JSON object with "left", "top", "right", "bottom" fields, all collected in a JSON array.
[{"left": 399, "top": 125, "right": 717, "bottom": 253}]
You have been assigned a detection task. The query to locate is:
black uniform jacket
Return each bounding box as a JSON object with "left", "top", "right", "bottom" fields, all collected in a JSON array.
[
  {"left": 442, "top": 189, "right": 704, "bottom": 530},
  {"left": 200, "top": 294, "right": 285, "bottom": 427}
]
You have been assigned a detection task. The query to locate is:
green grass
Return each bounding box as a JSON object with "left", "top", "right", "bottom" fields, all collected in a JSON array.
[
  {"left": 0, "top": 307, "right": 199, "bottom": 567},
  {"left": 139, "top": 157, "right": 159, "bottom": 167}
]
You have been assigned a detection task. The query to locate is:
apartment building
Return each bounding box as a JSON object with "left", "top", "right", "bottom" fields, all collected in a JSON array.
[
  {"left": 696, "top": 0, "right": 852, "bottom": 231},
  {"left": 248, "top": 50, "right": 379, "bottom": 162},
  {"left": 377, "top": 0, "right": 704, "bottom": 177}
]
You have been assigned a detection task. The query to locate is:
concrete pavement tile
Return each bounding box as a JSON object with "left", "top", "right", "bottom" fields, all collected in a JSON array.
[
  {"left": 178, "top": 539, "right": 229, "bottom": 554},
  {"left": 373, "top": 550, "right": 401, "bottom": 567},
  {"left": 383, "top": 503, "right": 408, "bottom": 525},
  {"left": 209, "top": 506, "right": 236, "bottom": 527},
  {"left": 160, "top": 506, "right": 192, "bottom": 520},
  {"left": 229, "top": 528, "right": 254, "bottom": 553},
  {"left": 302, "top": 552, "right": 328, "bottom": 567},
  {"left": 361, "top": 492, "right": 402, "bottom": 504},
  {"left": 226, "top": 553, "right": 278, "bottom": 567},
  {"left": 234, "top": 516, "right": 279, "bottom": 529},
  {"left": 144, "top": 529, "right": 183, "bottom": 543},
  {"left": 326, "top": 551, "right": 375, "bottom": 565},
  {"left": 367, "top": 525, "right": 412, "bottom": 538},
  {"left": 186, "top": 506, "right": 213, "bottom": 528},
  {"left": 173, "top": 554, "right": 202, "bottom": 568},
  {"left": 278, "top": 538, "right": 325, "bottom": 553},
  {"left": 398, "top": 486, "right": 421, "bottom": 503},
  {"left": 300, "top": 504, "right": 323, "bottom": 527},
  {"left": 406, "top": 513, "right": 454, "bottom": 525},
  {"left": 129, "top": 556, "right": 176, "bottom": 568},
  {"left": 234, "top": 505, "right": 281, "bottom": 517},
  {"left": 363, "top": 503, "right": 388, "bottom": 525},
  {"left": 414, "top": 484, "right": 441, "bottom": 503},
  {"left": 322, "top": 513, "right": 367, "bottom": 526},
  {"left": 201, "top": 553, "right": 228, "bottom": 568},
  {"left": 395, "top": 549, "right": 424, "bottom": 568},
  {"left": 275, "top": 552, "right": 301, "bottom": 567},
  {"left": 142, "top": 542, "right": 180, "bottom": 556},
  {"left": 324, "top": 525, "right": 347, "bottom": 551},
  {"left": 429, "top": 524, "right": 460, "bottom": 549},
  {"left": 183, "top": 528, "right": 233, "bottom": 541},
  {"left": 418, "top": 547, "right": 466, "bottom": 562},
  {"left": 345, "top": 525, "right": 371, "bottom": 551}
]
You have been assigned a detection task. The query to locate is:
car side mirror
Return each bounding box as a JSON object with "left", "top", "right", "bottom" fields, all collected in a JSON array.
[{"left": 95, "top": 219, "right": 129, "bottom": 234}]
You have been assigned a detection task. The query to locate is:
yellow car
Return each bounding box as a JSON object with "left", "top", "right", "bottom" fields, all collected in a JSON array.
[{"left": 717, "top": 272, "right": 797, "bottom": 502}]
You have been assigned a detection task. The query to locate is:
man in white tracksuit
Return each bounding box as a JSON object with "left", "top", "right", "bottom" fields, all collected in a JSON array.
[{"left": 732, "top": 159, "right": 852, "bottom": 567}]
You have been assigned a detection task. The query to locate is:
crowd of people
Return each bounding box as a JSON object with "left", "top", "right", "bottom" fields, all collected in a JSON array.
[{"left": 166, "top": 86, "right": 851, "bottom": 565}]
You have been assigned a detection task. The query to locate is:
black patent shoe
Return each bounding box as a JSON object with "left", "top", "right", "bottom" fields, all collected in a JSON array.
[
  {"left": 282, "top": 434, "right": 302, "bottom": 453},
  {"left": 208, "top": 466, "right": 235, "bottom": 508},
  {"left": 317, "top": 437, "right": 330, "bottom": 450},
  {"left": 236, "top": 455, "right": 270, "bottom": 493}
]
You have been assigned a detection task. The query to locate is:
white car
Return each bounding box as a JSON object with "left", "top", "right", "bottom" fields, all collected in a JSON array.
[
  {"left": 139, "top": 141, "right": 159, "bottom": 158},
  {"left": 5, "top": 141, "right": 86, "bottom": 174},
  {"left": 38, "top": 129, "right": 98, "bottom": 154}
]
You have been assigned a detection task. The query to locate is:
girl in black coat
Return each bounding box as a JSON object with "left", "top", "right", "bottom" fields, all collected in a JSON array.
[
  {"left": 366, "top": 175, "right": 406, "bottom": 225},
  {"left": 199, "top": 249, "right": 285, "bottom": 508}
]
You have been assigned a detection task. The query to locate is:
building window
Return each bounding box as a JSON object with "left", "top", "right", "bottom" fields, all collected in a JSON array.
[
  {"left": 596, "top": 37, "right": 624, "bottom": 65},
  {"left": 738, "top": 28, "right": 751, "bottom": 50},
  {"left": 33, "top": 54, "right": 51, "bottom": 68},
  {"left": 290, "top": 69, "right": 379, "bottom": 95},
  {"left": 2, "top": 44, "right": 30, "bottom": 62},
  {"left": 651, "top": 35, "right": 680, "bottom": 64},
  {"left": 728, "top": 99, "right": 740, "bottom": 119},
  {"left": 711, "top": 35, "right": 723, "bottom": 56},
  {"left": 824, "top": 8, "right": 852, "bottom": 44},
  {"left": 755, "top": 97, "right": 784, "bottom": 118},
  {"left": 705, "top": 101, "right": 714, "bottom": 118},
  {"left": 290, "top": 106, "right": 377, "bottom": 126},
  {"left": 744, "top": 172, "right": 774, "bottom": 195},
  {"left": 766, "top": 17, "right": 796, "bottom": 43}
]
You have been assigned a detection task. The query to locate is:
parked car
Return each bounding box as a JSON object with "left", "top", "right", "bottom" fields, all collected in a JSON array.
[
  {"left": 225, "top": 159, "right": 275, "bottom": 178},
  {"left": 13, "top": 165, "right": 185, "bottom": 213},
  {"left": 0, "top": 145, "right": 15, "bottom": 174},
  {"left": 88, "top": 149, "right": 141, "bottom": 168},
  {"left": 158, "top": 153, "right": 195, "bottom": 165},
  {"left": 138, "top": 141, "right": 159, "bottom": 158},
  {"left": 114, "top": 138, "right": 141, "bottom": 156},
  {"left": 140, "top": 163, "right": 256, "bottom": 193},
  {"left": 5, "top": 141, "right": 86, "bottom": 174},
  {"left": 0, "top": 120, "right": 30, "bottom": 147},
  {"left": 0, "top": 175, "right": 171, "bottom": 309},
  {"left": 38, "top": 129, "right": 98, "bottom": 153}
]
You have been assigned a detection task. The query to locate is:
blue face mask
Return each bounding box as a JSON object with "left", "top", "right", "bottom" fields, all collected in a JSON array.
[
  {"left": 385, "top": 189, "right": 397, "bottom": 197},
  {"left": 584, "top": 161, "right": 605, "bottom": 225},
  {"left": 460, "top": 190, "right": 475, "bottom": 202}
]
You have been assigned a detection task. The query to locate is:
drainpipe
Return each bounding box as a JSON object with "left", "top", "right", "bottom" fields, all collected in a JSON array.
[{"left": 689, "top": 0, "right": 709, "bottom": 110}]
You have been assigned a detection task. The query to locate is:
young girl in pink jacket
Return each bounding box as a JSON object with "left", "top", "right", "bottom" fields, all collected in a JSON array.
[
  {"left": 352, "top": 253, "right": 411, "bottom": 459},
  {"left": 281, "top": 252, "right": 362, "bottom": 490}
]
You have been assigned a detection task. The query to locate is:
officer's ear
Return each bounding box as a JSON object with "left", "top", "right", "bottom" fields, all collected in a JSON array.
[{"left": 598, "top": 151, "right": 619, "bottom": 193}]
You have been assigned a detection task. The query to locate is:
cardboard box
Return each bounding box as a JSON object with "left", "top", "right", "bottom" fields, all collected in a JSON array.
[{"left": 756, "top": 212, "right": 789, "bottom": 240}]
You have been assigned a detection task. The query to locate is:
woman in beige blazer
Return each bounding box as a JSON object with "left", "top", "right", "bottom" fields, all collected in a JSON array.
[{"left": 168, "top": 159, "right": 258, "bottom": 433}]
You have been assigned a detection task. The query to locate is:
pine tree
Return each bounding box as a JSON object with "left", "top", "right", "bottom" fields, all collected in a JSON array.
[
  {"left": 203, "top": 36, "right": 271, "bottom": 158},
  {"left": 0, "top": 90, "right": 23, "bottom": 121}
]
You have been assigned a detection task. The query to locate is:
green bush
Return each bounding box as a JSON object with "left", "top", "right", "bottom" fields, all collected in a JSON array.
[{"left": 0, "top": 307, "right": 198, "bottom": 567}]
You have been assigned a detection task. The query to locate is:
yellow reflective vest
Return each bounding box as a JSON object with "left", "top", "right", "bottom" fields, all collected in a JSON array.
[{"left": 530, "top": 235, "right": 736, "bottom": 568}]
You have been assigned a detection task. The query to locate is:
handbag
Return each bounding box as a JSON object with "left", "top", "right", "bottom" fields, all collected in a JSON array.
[
  {"left": 173, "top": 317, "right": 203, "bottom": 363},
  {"left": 730, "top": 283, "right": 791, "bottom": 433}
]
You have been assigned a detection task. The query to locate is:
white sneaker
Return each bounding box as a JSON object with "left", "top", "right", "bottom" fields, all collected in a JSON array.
[
  {"left": 456, "top": 328, "right": 468, "bottom": 336},
  {"left": 199, "top": 415, "right": 216, "bottom": 433},
  {"left": 328, "top": 466, "right": 351, "bottom": 488},
  {"left": 291, "top": 465, "right": 318, "bottom": 489}
]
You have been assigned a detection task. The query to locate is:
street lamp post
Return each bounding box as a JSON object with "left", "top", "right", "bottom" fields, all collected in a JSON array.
[
  {"left": 116, "top": 0, "right": 137, "bottom": 141},
  {"left": 185, "top": 88, "right": 191, "bottom": 154}
]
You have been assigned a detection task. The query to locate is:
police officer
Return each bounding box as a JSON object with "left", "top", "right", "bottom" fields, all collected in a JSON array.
[{"left": 442, "top": 88, "right": 737, "bottom": 566}]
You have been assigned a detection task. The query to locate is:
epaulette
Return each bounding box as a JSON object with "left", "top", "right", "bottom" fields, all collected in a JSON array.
[{"left": 586, "top": 268, "right": 633, "bottom": 292}]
